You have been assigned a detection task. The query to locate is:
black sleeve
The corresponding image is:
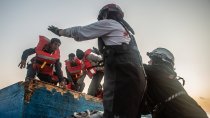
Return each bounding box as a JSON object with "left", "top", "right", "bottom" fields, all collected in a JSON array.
[
  {"left": 21, "top": 48, "right": 36, "bottom": 60},
  {"left": 54, "top": 59, "right": 63, "bottom": 82}
]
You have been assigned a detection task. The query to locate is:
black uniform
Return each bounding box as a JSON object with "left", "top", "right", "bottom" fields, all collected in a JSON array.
[
  {"left": 102, "top": 44, "right": 146, "bottom": 118},
  {"left": 143, "top": 64, "right": 208, "bottom": 118}
]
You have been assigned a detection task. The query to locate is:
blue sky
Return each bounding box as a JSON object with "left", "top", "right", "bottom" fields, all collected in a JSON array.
[{"left": 0, "top": 0, "right": 210, "bottom": 98}]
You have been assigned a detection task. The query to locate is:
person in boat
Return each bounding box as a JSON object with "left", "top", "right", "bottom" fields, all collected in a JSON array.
[
  {"left": 18, "top": 36, "right": 64, "bottom": 86},
  {"left": 95, "top": 84, "right": 103, "bottom": 99},
  {"left": 140, "top": 47, "right": 208, "bottom": 118},
  {"left": 48, "top": 3, "right": 146, "bottom": 117},
  {"left": 51, "top": 62, "right": 64, "bottom": 85},
  {"left": 76, "top": 48, "right": 104, "bottom": 96},
  {"left": 65, "top": 53, "right": 86, "bottom": 92}
]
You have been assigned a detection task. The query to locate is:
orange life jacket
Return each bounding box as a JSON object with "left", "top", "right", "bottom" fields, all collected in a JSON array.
[
  {"left": 34, "top": 35, "right": 60, "bottom": 76},
  {"left": 83, "top": 49, "right": 97, "bottom": 79},
  {"left": 66, "top": 83, "right": 74, "bottom": 90},
  {"left": 65, "top": 57, "right": 83, "bottom": 80}
]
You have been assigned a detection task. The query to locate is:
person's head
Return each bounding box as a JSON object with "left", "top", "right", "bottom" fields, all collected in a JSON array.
[
  {"left": 68, "top": 53, "right": 75, "bottom": 61},
  {"left": 49, "top": 38, "right": 61, "bottom": 51},
  {"left": 97, "top": 4, "right": 124, "bottom": 21},
  {"left": 76, "top": 49, "right": 84, "bottom": 60},
  {"left": 147, "top": 47, "right": 175, "bottom": 68},
  {"left": 97, "top": 4, "right": 135, "bottom": 35}
]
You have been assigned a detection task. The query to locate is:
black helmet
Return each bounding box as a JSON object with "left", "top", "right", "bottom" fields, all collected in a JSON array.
[
  {"left": 97, "top": 4, "right": 124, "bottom": 20},
  {"left": 76, "top": 49, "right": 84, "bottom": 60},
  {"left": 147, "top": 48, "right": 175, "bottom": 66}
]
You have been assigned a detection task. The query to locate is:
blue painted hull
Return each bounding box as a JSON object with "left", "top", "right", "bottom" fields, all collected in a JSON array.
[{"left": 0, "top": 80, "right": 103, "bottom": 118}]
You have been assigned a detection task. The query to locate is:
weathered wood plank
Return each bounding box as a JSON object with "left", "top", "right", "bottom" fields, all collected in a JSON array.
[{"left": 0, "top": 80, "right": 103, "bottom": 118}]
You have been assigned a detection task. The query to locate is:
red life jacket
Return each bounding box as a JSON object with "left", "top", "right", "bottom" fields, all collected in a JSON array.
[
  {"left": 65, "top": 57, "right": 83, "bottom": 80},
  {"left": 52, "top": 70, "right": 63, "bottom": 82},
  {"left": 52, "top": 74, "right": 58, "bottom": 81},
  {"left": 66, "top": 83, "right": 74, "bottom": 90},
  {"left": 34, "top": 35, "right": 60, "bottom": 76},
  {"left": 83, "top": 49, "right": 97, "bottom": 79},
  {"left": 65, "top": 57, "right": 82, "bottom": 73}
]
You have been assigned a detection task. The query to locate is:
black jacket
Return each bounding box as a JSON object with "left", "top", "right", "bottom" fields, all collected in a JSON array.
[{"left": 143, "top": 64, "right": 208, "bottom": 118}]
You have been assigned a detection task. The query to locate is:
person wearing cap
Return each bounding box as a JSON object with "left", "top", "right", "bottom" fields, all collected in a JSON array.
[
  {"left": 141, "top": 47, "right": 208, "bottom": 118},
  {"left": 48, "top": 4, "right": 146, "bottom": 118},
  {"left": 18, "top": 36, "right": 64, "bottom": 85}
]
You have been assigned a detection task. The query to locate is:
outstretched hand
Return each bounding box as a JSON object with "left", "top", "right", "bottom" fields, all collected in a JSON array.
[
  {"left": 18, "top": 60, "right": 26, "bottom": 69},
  {"left": 92, "top": 47, "right": 101, "bottom": 55},
  {"left": 48, "top": 25, "right": 61, "bottom": 36}
]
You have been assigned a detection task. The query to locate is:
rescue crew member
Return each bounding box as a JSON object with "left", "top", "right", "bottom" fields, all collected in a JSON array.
[
  {"left": 48, "top": 4, "right": 146, "bottom": 118},
  {"left": 76, "top": 48, "right": 104, "bottom": 97},
  {"left": 141, "top": 47, "right": 208, "bottom": 118},
  {"left": 18, "top": 36, "right": 64, "bottom": 85},
  {"left": 65, "top": 53, "right": 86, "bottom": 92}
]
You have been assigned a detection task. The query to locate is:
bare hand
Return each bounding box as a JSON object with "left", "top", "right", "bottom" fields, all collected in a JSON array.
[
  {"left": 59, "top": 81, "right": 66, "bottom": 88},
  {"left": 18, "top": 60, "right": 26, "bottom": 69}
]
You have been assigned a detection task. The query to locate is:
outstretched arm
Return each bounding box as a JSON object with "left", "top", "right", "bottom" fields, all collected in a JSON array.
[
  {"left": 18, "top": 48, "right": 35, "bottom": 69},
  {"left": 48, "top": 20, "right": 115, "bottom": 41}
]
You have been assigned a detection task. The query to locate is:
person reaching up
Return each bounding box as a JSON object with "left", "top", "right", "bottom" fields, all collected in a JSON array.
[{"left": 65, "top": 53, "right": 85, "bottom": 92}]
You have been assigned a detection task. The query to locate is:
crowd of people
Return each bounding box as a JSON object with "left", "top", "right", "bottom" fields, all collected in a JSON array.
[
  {"left": 18, "top": 36, "right": 104, "bottom": 98},
  {"left": 18, "top": 3, "right": 208, "bottom": 118}
]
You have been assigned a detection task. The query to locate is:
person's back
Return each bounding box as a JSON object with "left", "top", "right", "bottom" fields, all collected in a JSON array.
[{"left": 143, "top": 48, "right": 208, "bottom": 118}]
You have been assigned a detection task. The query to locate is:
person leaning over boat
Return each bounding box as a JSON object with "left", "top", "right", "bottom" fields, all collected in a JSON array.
[
  {"left": 18, "top": 36, "right": 64, "bottom": 86},
  {"left": 76, "top": 48, "right": 104, "bottom": 97},
  {"left": 140, "top": 47, "right": 208, "bottom": 118},
  {"left": 65, "top": 52, "right": 86, "bottom": 91},
  {"left": 48, "top": 3, "right": 146, "bottom": 118}
]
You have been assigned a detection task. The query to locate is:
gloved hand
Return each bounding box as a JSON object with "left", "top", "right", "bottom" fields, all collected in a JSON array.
[
  {"left": 48, "top": 25, "right": 61, "bottom": 36},
  {"left": 92, "top": 47, "right": 101, "bottom": 55}
]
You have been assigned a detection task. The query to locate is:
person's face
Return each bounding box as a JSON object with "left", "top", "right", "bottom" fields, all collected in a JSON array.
[
  {"left": 69, "top": 57, "right": 74, "bottom": 61},
  {"left": 50, "top": 42, "right": 60, "bottom": 51}
]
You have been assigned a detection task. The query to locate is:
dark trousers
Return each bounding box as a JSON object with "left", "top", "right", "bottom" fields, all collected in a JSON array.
[
  {"left": 87, "top": 71, "right": 104, "bottom": 96},
  {"left": 26, "top": 64, "right": 56, "bottom": 84},
  {"left": 66, "top": 66, "right": 86, "bottom": 92},
  {"left": 75, "top": 71, "right": 86, "bottom": 92},
  {"left": 103, "top": 45, "right": 146, "bottom": 118}
]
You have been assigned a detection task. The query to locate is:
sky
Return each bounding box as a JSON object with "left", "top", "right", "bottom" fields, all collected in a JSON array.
[{"left": 0, "top": 0, "right": 210, "bottom": 110}]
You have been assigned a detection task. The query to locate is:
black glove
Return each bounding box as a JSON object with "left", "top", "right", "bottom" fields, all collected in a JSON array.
[
  {"left": 48, "top": 25, "right": 61, "bottom": 36},
  {"left": 92, "top": 47, "right": 101, "bottom": 55}
]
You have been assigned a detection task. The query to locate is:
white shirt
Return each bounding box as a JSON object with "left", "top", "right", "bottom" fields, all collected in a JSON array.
[{"left": 63, "top": 19, "right": 131, "bottom": 45}]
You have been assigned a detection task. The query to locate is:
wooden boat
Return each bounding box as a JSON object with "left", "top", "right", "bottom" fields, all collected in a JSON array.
[{"left": 0, "top": 80, "right": 103, "bottom": 118}]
